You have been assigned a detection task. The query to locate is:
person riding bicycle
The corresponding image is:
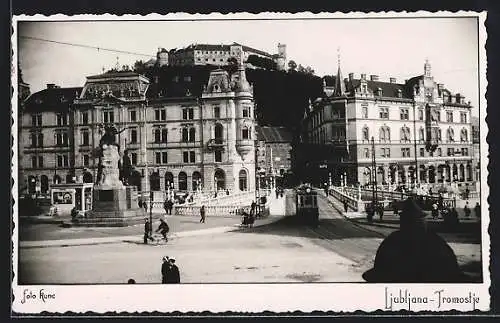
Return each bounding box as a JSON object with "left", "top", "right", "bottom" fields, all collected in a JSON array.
[{"left": 156, "top": 218, "right": 170, "bottom": 241}]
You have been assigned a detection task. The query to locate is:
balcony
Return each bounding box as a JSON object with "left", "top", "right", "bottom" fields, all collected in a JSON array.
[{"left": 207, "top": 138, "right": 225, "bottom": 151}]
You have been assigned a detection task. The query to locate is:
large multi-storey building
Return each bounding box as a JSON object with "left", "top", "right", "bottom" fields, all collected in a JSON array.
[
  {"left": 146, "top": 42, "right": 287, "bottom": 71},
  {"left": 20, "top": 46, "right": 256, "bottom": 196},
  {"left": 255, "top": 126, "right": 293, "bottom": 176},
  {"left": 301, "top": 60, "right": 476, "bottom": 192}
]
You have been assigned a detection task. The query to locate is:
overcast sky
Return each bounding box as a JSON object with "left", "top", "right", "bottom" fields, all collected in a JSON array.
[{"left": 16, "top": 15, "right": 480, "bottom": 114}]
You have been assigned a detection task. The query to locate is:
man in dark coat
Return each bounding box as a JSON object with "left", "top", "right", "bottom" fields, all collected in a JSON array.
[
  {"left": 167, "top": 258, "right": 180, "bottom": 284},
  {"left": 161, "top": 256, "right": 171, "bottom": 284},
  {"left": 200, "top": 205, "right": 206, "bottom": 223},
  {"left": 144, "top": 218, "right": 152, "bottom": 244},
  {"left": 474, "top": 202, "right": 481, "bottom": 219},
  {"left": 362, "top": 197, "right": 469, "bottom": 283}
]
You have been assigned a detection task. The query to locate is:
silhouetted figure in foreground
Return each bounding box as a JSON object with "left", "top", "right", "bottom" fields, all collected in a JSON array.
[
  {"left": 128, "top": 278, "right": 136, "bottom": 284},
  {"left": 362, "top": 197, "right": 469, "bottom": 283}
]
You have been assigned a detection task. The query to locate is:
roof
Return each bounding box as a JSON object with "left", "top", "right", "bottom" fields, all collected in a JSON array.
[
  {"left": 24, "top": 86, "right": 83, "bottom": 112},
  {"left": 87, "top": 71, "right": 142, "bottom": 79},
  {"left": 171, "top": 43, "right": 273, "bottom": 58},
  {"left": 255, "top": 126, "right": 293, "bottom": 143},
  {"left": 236, "top": 43, "right": 273, "bottom": 58},
  {"left": 350, "top": 79, "right": 411, "bottom": 99}
]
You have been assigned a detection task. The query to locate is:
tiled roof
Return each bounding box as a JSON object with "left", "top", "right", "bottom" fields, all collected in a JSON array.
[
  {"left": 24, "top": 87, "right": 83, "bottom": 112},
  {"left": 256, "top": 126, "right": 293, "bottom": 142},
  {"left": 350, "top": 79, "right": 411, "bottom": 99}
]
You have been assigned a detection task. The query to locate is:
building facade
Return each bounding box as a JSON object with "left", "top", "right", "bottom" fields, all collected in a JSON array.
[
  {"left": 20, "top": 47, "right": 256, "bottom": 196},
  {"left": 255, "top": 126, "right": 293, "bottom": 176},
  {"left": 302, "top": 60, "right": 475, "bottom": 192}
]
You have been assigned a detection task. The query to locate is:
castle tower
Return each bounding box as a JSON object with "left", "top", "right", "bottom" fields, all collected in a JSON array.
[
  {"left": 424, "top": 58, "right": 432, "bottom": 78},
  {"left": 156, "top": 48, "right": 169, "bottom": 67},
  {"left": 276, "top": 43, "right": 287, "bottom": 71}
]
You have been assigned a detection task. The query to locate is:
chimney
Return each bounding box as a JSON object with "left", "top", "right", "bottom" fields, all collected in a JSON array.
[
  {"left": 348, "top": 73, "right": 354, "bottom": 81},
  {"left": 360, "top": 74, "right": 366, "bottom": 80},
  {"left": 46, "top": 84, "right": 56, "bottom": 89},
  {"left": 389, "top": 77, "right": 397, "bottom": 83}
]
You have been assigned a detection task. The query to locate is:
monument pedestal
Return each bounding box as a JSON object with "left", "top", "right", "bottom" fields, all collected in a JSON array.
[{"left": 75, "top": 186, "right": 155, "bottom": 227}]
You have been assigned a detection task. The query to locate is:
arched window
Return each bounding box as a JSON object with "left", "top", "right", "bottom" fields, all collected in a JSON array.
[
  {"left": 214, "top": 168, "right": 226, "bottom": 191},
  {"left": 165, "top": 172, "right": 174, "bottom": 190},
  {"left": 242, "top": 126, "right": 250, "bottom": 140},
  {"left": 40, "top": 175, "right": 49, "bottom": 193},
  {"left": 238, "top": 169, "right": 248, "bottom": 191},
  {"left": 362, "top": 127, "right": 369, "bottom": 141},
  {"left": 461, "top": 128, "right": 468, "bottom": 142},
  {"left": 28, "top": 176, "right": 36, "bottom": 194},
  {"left": 192, "top": 171, "right": 202, "bottom": 191},
  {"left": 419, "top": 127, "right": 425, "bottom": 142},
  {"left": 379, "top": 126, "right": 390, "bottom": 142},
  {"left": 150, "top": 172, "right": 161, "bottom": 191},
  {"left": 178, "top": 172, "right": 188, "bottom": 191},
  {"left": 447, "top": 128, "right": 455, "bottom": 142},
  {"left": 214, "top": 123, "right": 223, "bottom": 140},
  {"left": 400, "top": 126, "right": 410, "bottom": 142}
]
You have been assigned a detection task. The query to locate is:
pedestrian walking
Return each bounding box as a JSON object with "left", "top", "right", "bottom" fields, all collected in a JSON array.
[
  {"left": 465, "top": 187, "right": 470, "bottom": 200},
  {"left": 167, "top": 257, "right": 180, "bottom": 284},
  {"left": 143, "top": 200, "right": 148, "bottom": 212},
  {"left": 250, "top": 201, "right": 256, "bottom": 217},
  {"left": 155, "top": 218, "right": 170, "bottom": 241},
  {"left": 377, "top": 203, "right": 384, "bottom": 221},
  {"left": 464, "top": 202, "right": 471, "bottom": 218},
  {"left": 474, "top": 202, "right": 481, "bottom": 219},
  {"left": 143, "top": 217, "right": 153, "bottom": 244},
  {"left": 161, "top": 256, "right": 171, "bottom": 284},
  {"left": 200, "top": 205, "right": 206, "bottom": 223},
  {"left": 392, "top": 200, "right": 399, "bottom": 216},
  {"left": 163, "top": 199, "right": 169, "bottom": 215},
  {"left": 343, "top": 199, "right": 348, "bottom": 213},
  {"left": 226, "top": 189, "right": 230, "bottom": 195}
]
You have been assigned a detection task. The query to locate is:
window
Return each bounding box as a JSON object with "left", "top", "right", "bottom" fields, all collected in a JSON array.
[
  {"left": 131, "top": 153, "right": 138, "bottom": 165},
  {"left": 155, "top": 152, "right": 161, "bottom": 164},
  {"left": 83, "top": 154, "right": 90, "bottom": 167},
  {"left": 436, "top": 111, "right": 441, "bottom": 122},
  {"left": 239, "top": 169, "right": 248, "bottom": 191},
  {"left": 162, "top": 129, "right": 168, "bottom": 143},
  {"left": 130, "top": 128, "right": 138, "bottom": 143},
  {"left": 190, "top": 151, "right": 195, "bottom": 163},
  {"left": 243, "top": 108, "right": 249, "bottom": 118},
  {"left": 401, "top": 148, "right": 411, "bottom": 157},
  {"left": 447, "top": 148, "right": 455, "bottom": 156},
  {"left": 31, "top": 132, "right": 43, "bottom": 147},
  {"left": 362, "top": 127, "right": 369, "bottom": 141},
  {"left": 162, "top": 152, "right": 168, "bottom": 164},
  {"left": 418, "top": 109, "right": 423, "bottom": 121},
  {"left": 56, "top": 132, "right": 69, "bottom": 146},
  {"left": 242, "top": 126, "right": 250, "bottom": 140},
  {"left": 189, "top": 128, "right": 195, "bottom": 142},
  {"left": 437, "top": 148, "right": 442, "bottom": 156},
  {"left": 154, "top": 128, "right": 161, "bottom": 143},
  {"left": 400, "top": 126, "right": 411, "bottom": 143},
  {"left": 400, "top": 108, "right": 409, "bottom": 120},
  {"left": 182, "top": 127, "right": 195, "bottom": 142},
  {"left": 182, "top": 108, "right": 194, "bottom": 120},
  {"left": 364, "top": 148, "right": 370, "bottom": 158},
  {"left": 31, "top": 156, "right": 43, "bottom": 168},
  {"left": 461, "top": 148, "right": 469, "bottom": 156},
  {"left": 155, "top": 109, "right": 166, "bottom": 121},
  {"left": 361, "top": 106, "right": 368, "bottom": 118},
  {"left": 57, "top": 155, "right": 69, "bottom": 167},
  {"left": 379, "top": 126, "right": 390, "bottom": 142},
  {"left": 56, "top": 113, "right": 67, "bottom": 126},
  {"left": 420, "top": 148, "right": 425, "bottom": 157},
  {"left": 380, "top": 148, "right": 390, "bottom": 158},
  {"left": 379, "top": 107, "right": 389, "bottom": 119},
  {"left": 446, "top": 111, "right": 454, "bottom": 123},
  {"left": 214, "top": 106, "right": 220, "bottom": 118},
  {"left": 447, "top": 128, "right": 455, "bottom": 142},
  {"left": 460, "top": 128, "right": 468, "bottom": 142},
  {"left": 31, "top": 114, "right": 42, "bottom": 126},
  {"left": 419, "top": 128, "right": 425, "bottom": 142},
  {"left": 82, "top": 111, "right": 88, "bottom": 125},
  {"left": 103, "top": 110, "right": 114, "bottom": 124},
  {"left": 81, "top": 130, "right": 90, "bottom": 146},
  {"left": 129, "top": 110, "right": 137, "bottom": 122},
  {"left": 437, "top": 128, "right": 442, "bottom": 142},
  {"left": 215, "top": 150, "right": 222, "bottom": 162},
  {"left": 460, "top": 112, "right": 467, "bottom": 123}
]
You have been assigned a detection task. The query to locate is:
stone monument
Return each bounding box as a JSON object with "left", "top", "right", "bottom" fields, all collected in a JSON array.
[{"left": 76, "top": 125, "right": 146, "bottom": 227}]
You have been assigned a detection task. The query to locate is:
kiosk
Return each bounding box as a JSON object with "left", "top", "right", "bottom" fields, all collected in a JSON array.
[{"left": 50, "top": 183, "right": 93, "bottom": 216}]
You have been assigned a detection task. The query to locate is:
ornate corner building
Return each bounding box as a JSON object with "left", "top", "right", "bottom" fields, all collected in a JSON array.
[
  {"left": 301, "top": 60, "right": 476, "bottom": 193},
  {"left": 19, "top": 45, "right": 256, "bottom": 196}
]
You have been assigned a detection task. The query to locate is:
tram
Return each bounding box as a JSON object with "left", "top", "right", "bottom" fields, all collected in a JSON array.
[{"left": 294, "top": 184, "right": 319, "bottom": 226}]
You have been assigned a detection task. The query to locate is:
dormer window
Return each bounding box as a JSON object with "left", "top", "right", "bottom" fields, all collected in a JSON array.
[
  {"left": 213, "top": 84, "right": 220, "bottom": 92},
  {"left": 377, "top": 88, "right": 383, "bottom": 96},
  {"left": 397, "top": 89, "right": 402, "bottom": 98}
]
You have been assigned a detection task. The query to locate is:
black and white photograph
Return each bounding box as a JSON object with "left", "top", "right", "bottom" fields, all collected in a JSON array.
[{"left": 11, "top": 12, "right": 489, "bottom": 313}]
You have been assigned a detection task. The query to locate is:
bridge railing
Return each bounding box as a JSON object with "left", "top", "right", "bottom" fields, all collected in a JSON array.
[{"left": 329, "top": 187, "right": 365, "bottom": 212}]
